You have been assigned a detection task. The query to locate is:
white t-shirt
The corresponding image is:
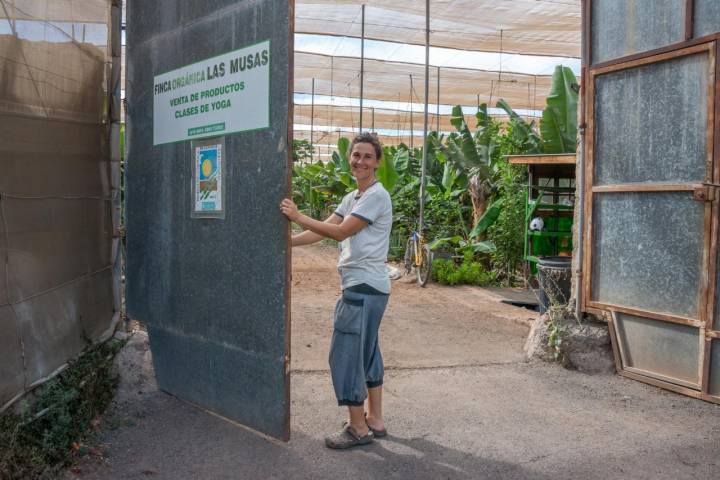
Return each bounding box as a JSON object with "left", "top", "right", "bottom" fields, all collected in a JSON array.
[{"left": 334, "top": 182, "right": 393, "bottom": 294}]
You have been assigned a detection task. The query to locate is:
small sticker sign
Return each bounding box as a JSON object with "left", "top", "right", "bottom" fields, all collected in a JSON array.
[{"left": 192, "top": 138, "right": 225, "bottom": 219}]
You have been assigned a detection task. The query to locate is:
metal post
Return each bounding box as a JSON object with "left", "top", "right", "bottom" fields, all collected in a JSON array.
[
  {"left": 409, "top": 74, "right": 414, "bottom": 150},
  {"left": 359, "top": 4, "right": 365, "bottom": 132},
  {"left": 310, "top": 77, "right": 315, "bottom": 162},
  {"left": 397, "top": 97, "right": 401, "bottom": 143},
  {"left": 418, "top": 0, "right": 430, "bottom": 234},
  {"left": 330, "top": 57, "right": 334, "bottom": 131},
  {"left": 371, "top": 107, "right": 375, "bottom": 131},
  {"left": 436, "top": 66, "right": 440, "bottom": 134}
]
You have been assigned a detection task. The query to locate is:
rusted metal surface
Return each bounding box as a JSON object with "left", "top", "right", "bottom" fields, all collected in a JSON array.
[{"left": 591, "top": 0, "right": 686, "bottom": 65}]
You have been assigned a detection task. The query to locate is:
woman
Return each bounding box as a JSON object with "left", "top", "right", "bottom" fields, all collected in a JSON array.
[{"left": 280, "top": 132, "right": 392, "bottom": 449}]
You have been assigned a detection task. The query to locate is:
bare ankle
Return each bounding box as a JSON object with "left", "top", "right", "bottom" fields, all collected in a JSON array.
[
  {"left": 366, "top": 414, "right": 383, "bottom": 425},
  {"left": 350, "top": 421, "right": 369, "bottom": 435}
]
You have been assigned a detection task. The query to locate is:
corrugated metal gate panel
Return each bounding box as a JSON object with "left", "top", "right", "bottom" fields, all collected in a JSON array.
[
  {"left": 616, "top": 313, "right": 701, "bottom": 388},
  {"left": 694, "top": 0, "right": 720, "bottom": 39},
  {"left": 583, "top": 0, "right": 720, "bottom": 404},
  {"left": 591, "top": 0, "right": 686, "bottom": 65},
  {"left": 710, "top": 341, "right": 720, "bottom": 395},
  {"left": 593, "top": 53, "right": 710, "bottom": 186},
  {"left": 125, "top": 0, "right": 292, "bottom": 440},
  {"left": 591, "top": 192, "right": 705, "bottom": 319}
]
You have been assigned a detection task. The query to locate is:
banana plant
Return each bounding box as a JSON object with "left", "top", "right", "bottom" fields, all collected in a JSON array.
[
  {"left": 540, "top": 65, "right": 579, "bottom": 153},
  {"left": 495, "top": 99, "right": 542, "bottom": 154},
  {"left": 430, "top": 104, "right": 498, "bottom": 225}
]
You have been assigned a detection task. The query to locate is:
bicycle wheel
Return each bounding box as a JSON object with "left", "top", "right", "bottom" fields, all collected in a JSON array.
[
  {"left": 403, "top": 237, "right": 414, "bottom": 275},
  {"left": 416, "top": 244, "right": 433, "bottom": 287}
]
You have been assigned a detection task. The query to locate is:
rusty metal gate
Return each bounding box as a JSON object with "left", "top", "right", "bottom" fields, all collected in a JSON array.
[{"left": 583, "top": 0, "right": 720, "bottom": 403}]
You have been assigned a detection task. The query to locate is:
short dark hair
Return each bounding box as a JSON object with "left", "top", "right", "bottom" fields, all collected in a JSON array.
[{"left": 350, "top": 132, "right": 382, "bottom": 160}]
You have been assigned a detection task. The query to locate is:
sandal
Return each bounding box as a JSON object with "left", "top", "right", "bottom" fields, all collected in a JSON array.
[
  {"left": 325, "top": 424, "right": 374, "bottom": 449},
  {"left": 342, "top": 413, "right": 388, "bottom": 438}
]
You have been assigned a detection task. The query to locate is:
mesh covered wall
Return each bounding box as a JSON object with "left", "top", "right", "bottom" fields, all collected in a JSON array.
[{"left": 0, "top": 0, "right": 119, "bottom": 409}]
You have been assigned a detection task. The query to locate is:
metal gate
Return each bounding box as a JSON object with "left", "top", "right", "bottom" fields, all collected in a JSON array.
[
  {"left": 583, "top": 0, "right": 720, "bottom": 403},
  {"left": 125, "top": 0, "right": 293, "bottom": 439}
]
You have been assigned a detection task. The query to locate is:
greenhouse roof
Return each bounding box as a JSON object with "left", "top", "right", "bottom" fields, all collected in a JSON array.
[
  {"left": 294, "top": 0, "right": 581, "bottom": 150},
  {"left": 296, "top": 0, "right": 581, "bottom": 58},
  {"left": 110, "top": 1, "right": 582, "bottom": 149}
]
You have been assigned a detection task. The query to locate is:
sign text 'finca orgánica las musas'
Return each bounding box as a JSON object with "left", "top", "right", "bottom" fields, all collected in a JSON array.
[{"left": 153, "top": 40, "right": 270, "bottom": 145}]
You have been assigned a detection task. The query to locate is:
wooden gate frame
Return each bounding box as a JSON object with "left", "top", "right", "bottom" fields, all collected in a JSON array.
[{"left": 581, "top": 0, "right": 720, "bottom": 404}]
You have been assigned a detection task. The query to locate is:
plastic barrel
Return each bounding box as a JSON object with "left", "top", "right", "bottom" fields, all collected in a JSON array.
[{"left": 537, "top": 256, "right": 572, "bottom": 314}]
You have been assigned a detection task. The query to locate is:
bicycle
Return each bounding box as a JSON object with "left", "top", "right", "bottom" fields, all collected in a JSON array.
[{"left": 403, "top": 230, "right": 433, "bottom": 287}]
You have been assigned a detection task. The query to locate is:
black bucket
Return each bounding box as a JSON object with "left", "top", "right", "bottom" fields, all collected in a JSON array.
[{"left": 537, "top": 256, "right": 572, "bottom": 314}]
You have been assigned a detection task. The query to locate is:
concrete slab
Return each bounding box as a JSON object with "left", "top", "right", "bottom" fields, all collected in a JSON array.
[
  {"left": 68, "top": 353, "right": 720, "bottom": 480},
  {"left": 64, "top": 245, "right": 720, "bottom": 479}
]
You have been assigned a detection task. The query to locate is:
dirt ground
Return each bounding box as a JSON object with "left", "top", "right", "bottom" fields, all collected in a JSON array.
[
  {"left": 64, "top": 245, "right": 720, "bottom": 480},
  {"left": 291, "top": 244, "right": 532, "bottom": 371}
]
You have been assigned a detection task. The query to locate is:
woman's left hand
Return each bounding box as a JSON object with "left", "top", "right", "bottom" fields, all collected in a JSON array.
[{"left": 280, "top": 198, "right": 301, "bottom": 221}]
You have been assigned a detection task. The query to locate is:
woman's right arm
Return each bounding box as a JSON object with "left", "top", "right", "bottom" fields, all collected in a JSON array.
[{"left": 291, "top": 213, "right": 342, "bottom": 246}]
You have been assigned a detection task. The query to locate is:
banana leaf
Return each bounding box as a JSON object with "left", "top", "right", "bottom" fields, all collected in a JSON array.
[
  {"left": 336, "top": 137, "right": 351, "bottom": 172},
  {"left": 429, "top": 236, "right": 464, "bottom": 250},
  {"left": 393, "top": 148, "right": 410, "bottom": 175},
  {"left": 376, "top": 153, "right": 399, "bottom": 191},
  {"left": 441, "top": 161, "right": 458, "bottom": 193},
  {"left": 540, "top": 65, "right": 578, "bottom": 154},
  {"left": 469, "top": 198, "right": 504, "bottom": 238},
  {"left": 469, "top": 240, "right": 496, "bottom": 253},
  {"left": 449, "top": 105, "right": 481, "bottom": 166}
]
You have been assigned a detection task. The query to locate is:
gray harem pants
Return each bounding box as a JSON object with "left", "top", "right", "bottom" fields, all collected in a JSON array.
[{"left": 329, "top": 288, "right": 389, "bottom": 406}]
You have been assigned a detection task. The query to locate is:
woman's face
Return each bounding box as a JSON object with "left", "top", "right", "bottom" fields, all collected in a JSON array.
[{"left": 349, "top": 142, "right": 380, "bottom": 182}]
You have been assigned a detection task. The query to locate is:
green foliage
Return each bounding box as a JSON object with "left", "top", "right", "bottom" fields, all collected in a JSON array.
[
  {"left": 292, "top": 137, "right": 355, "bottom": 218},
  {"left": 496, "top": 99, "right": 542, "bottom": 154},
  {"left": 292, "top": 139, "right": 314, "bottom": 163},
  {"left": 429, "top": 105, "right": 499, "bottom": 223},
  {"left": 432, "top": 255, "right": 498, "bottom": 286},
  {"left": 486, "top": 158, "right": 527, "bottom": 285},
  {"left": 0, "top": 339, "right": 126, "bottom": 479},
  {"left": 290, "top": 63, "right": 578, "bottom": 282},
  {"left": 469, "top": 198, "right": 503, "bottom": 238},
  {"left": 376, "top": 149, "right": 399, "bottom": 191},
  {"left": 547, "top": 318, "right": 568, "bottom": 361},
  {"left": 540, "top": 65, "right": 579, "bottom": 154}
]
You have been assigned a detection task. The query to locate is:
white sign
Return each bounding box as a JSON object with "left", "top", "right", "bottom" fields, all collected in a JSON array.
[{"left": 153, "top": 40, "right": 270, "bottom": 145}]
